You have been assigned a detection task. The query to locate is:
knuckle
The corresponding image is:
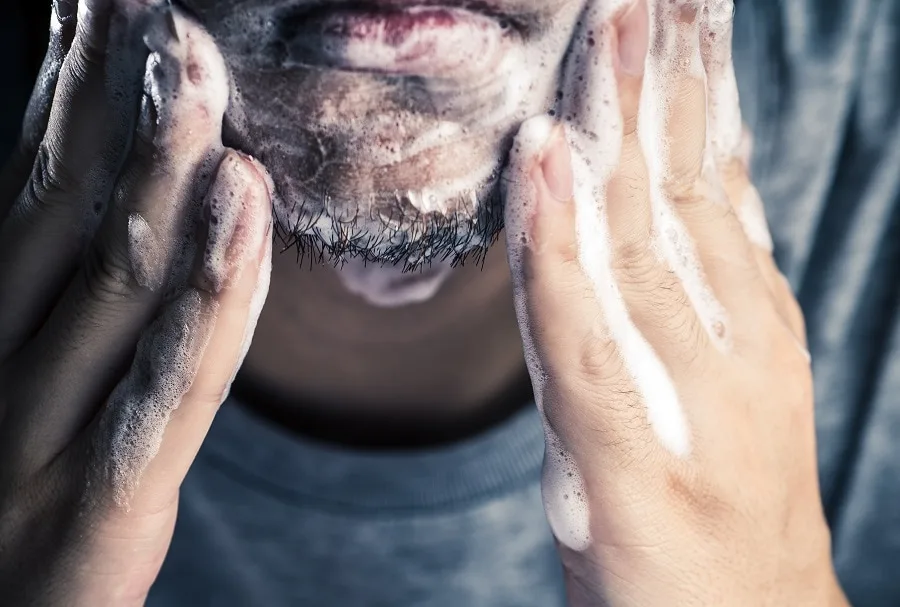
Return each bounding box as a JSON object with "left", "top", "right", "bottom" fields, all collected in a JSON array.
[
  {"left": 612, "top": 239, "right": 663, "bottom": 291},
  {"left": 666, "top": 465, "right": 735, "bottom": 522},
  {"left": 575, "top": 331, "right": 626, "bottom": 384},
  {"left": 663, "top": 179, "right": 707, "bottom": 211},
  {"left": 70, "top": 36, "right": 106, "bottom": 78},
  {"left": 82, "top": 240, "right": 141, "bottom": 304},
  {"left": 22, "top": 143, "right": 78, "bottom": 215}
]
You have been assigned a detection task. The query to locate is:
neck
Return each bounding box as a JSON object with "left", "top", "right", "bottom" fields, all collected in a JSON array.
[{"left": 232, "top": 237, "right": 531, "bottom": 449}]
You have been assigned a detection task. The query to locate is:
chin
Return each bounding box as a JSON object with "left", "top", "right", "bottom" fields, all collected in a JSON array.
[{"left": 179, "top": 0, "right": 585, "bottom": 264}]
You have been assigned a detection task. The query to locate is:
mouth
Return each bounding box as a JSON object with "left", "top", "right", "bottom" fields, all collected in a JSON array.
[{"left": 271, "top": 1, "right": 524, "bottom": 79}]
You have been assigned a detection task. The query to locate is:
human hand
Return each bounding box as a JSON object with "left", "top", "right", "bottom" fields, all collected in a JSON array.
[
  {"left": 503, "top": 1, "right": 849, "bottom": 605},
  {"left": 0, "top": 2, "right": 272, "bottom": 604}
]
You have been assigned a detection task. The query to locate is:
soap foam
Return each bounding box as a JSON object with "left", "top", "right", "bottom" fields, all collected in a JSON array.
[
  {"left": 90, "top": 8, "right": 266, "bottom": 505},
  {"left": 503, "top": 113, "right": 593, "bottom": 553},
  {"left": 700, "top": 0, "right": 742, "bottom": 162},
  {"left": 561, "top": 0, "right": 693, "bottom": 458},
  {"left": 203, "top": 152, "right": 266, "bottom": 293},
  {"left": 207, "top": 1, "right": 585, "bottom": 265},
  {"left": 127, "top": 213, "right": 164, "bottom": 290},
  {"left": 738, "top": 185, "right": 774, "bottom": 252},
  {"left": 92, "top": 289, "right": 217, "bottom": 506},
  {"left": 507, "top": 3, "right": 720, "bottom": 551},
  {"left": 699, "top": 2, "right": 775, "bottom": 252},
  {"left": 640, "top": 0, "right": 732, "bottom": 350}
]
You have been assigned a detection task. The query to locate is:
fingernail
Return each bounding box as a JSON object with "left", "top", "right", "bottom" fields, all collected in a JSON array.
[
  {"left": 203, "top": 152, "right": 272, "bottom": 292},
  {"left": 617, "top": 0, "right": 649, "bottom": 76},
  {"left": 540, "top": 126, "right": 574, "bottom": 203},
  {"left": 53, "top": 0, "right": 76, "bottom": 25}
]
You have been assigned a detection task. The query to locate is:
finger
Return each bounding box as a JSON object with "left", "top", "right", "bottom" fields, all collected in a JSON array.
[
  {"left": 560, "top": 0, "right": 694, "bottom": 459},
  {"left": 0, "top": 0, "right": 151, "bottom": 356},
  {"left": 699, "top": 1, "right": 806, "bottom": 345},
  {"left": 1, "top": 12, "right": 230, "bottom": 471},
  {"left": 605, "top": 1, "right": 713, "bottom": 377},
  {"left": 0, "top": 0, "right": 78, "bottom": 218},
  {"left": 504, "top": 116, "right": 653, "bottom": 554},
  {"left": 640, "top": 0, "right": 772, "bottom": 349},
  {"left": 88, "top": 152, "right": 273, "bottom": 510}
]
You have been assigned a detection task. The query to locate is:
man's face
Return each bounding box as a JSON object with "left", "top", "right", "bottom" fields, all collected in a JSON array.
[{"left": 178, "top": 0, "right": 586, "bottom": 265}]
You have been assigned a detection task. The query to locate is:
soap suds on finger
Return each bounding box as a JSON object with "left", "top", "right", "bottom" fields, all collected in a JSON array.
[
  {"left": 202, "top": 151, "right": 268, "bottom": 293},
  {"left": 128, "top": 213, "right": 164, "bottom": 290},
  {"left": 91, "top": 8, "right": 267, "bottom": 505},
  {"left": 92, "top": 289, "right": 217, "bottom": 506},
  {"left": 562, "top": 0, "right": 693, "bottom": 459},
  {"left": 128, "top": 7, "right": 231, "bottom": 298},
  {"left": 640, "top": 0, "right": 732, "bottom": 351},
  {"left": 504, "top": 114, "right": 593, "bottom": 553}
]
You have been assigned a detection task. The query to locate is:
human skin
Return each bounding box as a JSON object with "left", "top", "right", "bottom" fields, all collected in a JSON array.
[{"left": 0, "top": 1, "right": 849, "bottom": 606}]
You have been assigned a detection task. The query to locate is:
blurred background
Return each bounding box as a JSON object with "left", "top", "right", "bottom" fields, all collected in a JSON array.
[{"left": 1, "top": 2, "right": 51, "bottom": 161}]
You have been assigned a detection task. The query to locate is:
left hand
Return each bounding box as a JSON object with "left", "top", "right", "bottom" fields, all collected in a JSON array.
[{"left": 502, "top": 1, "right": 848, "bottom": 605}]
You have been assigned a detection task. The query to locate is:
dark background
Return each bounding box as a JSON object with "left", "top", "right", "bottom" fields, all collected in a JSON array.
[{"left": 1, "top": 2, "right": 51, "bottom": 160}]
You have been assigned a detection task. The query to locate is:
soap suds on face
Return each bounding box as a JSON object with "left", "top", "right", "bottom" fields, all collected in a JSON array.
[{"left": 204, "top": 0, "right": 586, "bottom": 266}]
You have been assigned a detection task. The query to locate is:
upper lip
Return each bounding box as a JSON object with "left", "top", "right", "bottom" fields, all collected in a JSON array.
[{"left": 273, "top": 0, "right": 538, "bottom": 34}]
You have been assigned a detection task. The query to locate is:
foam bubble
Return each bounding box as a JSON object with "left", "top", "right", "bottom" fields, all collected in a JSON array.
[{"left": 542, "top": 424, "right": 592, "bottom": 552}]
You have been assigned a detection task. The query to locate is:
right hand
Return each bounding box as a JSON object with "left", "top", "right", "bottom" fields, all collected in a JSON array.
[{"left": 0, "top": 2, "right": 273, "bottom": 604}]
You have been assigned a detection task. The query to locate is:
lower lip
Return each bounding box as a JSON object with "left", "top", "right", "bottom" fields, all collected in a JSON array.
[{"left": 281, "top": 6, "right": 511, "bottom": 79}]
